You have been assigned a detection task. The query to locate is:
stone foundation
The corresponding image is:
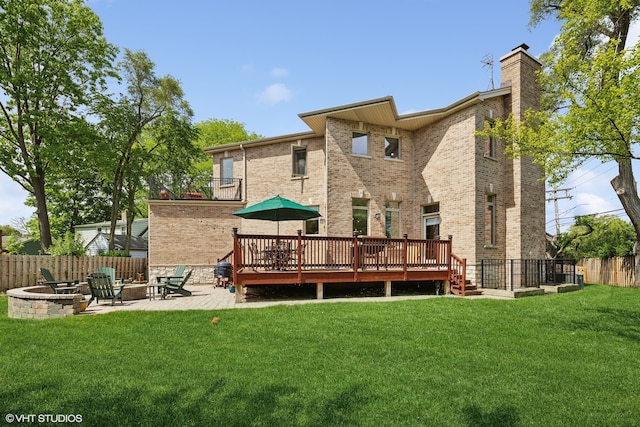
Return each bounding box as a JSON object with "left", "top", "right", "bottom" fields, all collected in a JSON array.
[{"left": 7, "top": 286, "right": 84, "bottom": 319}]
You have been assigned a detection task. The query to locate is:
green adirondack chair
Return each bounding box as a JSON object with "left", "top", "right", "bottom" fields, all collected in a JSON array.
[
  {"left": 160, "top": 269, "right": 193, "bottom": 299},
  {"left": 39, "top": 267, "right": 78, "bottom": 292},
  {"left": 156, "top": 264, "right": 186, "bottom": 286},
  {"left": 87, "top": 272, "right": 125, "bottom": 306},
  {"left": 97, "top": 267, "right": 123, "bottom": 285}
]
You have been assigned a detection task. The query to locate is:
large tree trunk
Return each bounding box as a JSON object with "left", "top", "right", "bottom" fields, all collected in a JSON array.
[
  {"left": 611, "top": 158, "right": 640, "bottom": 287},
  {"left": 32, "top": 174, "right": 52, "bottom": 251}
]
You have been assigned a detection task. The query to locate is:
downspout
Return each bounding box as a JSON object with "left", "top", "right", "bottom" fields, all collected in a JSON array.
[{"left": 240, "top": 144, "right": 247, "bottom": 202}]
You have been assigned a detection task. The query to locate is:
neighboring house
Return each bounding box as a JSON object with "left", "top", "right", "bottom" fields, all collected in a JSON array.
[
  {"left": 85, "top": 232, "right": 148, "bottom": 258},
  {"left": 148, "top": 44, "right": 545, "bottom": 286},
  {"left": 75, "top": 217, "right": 148, "bottom": 256}
]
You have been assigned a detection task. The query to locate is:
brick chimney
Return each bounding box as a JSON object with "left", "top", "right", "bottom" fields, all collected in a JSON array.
[
  {"left": 500, "top": 43, "right": 542, "bottom": 120},
  {"left": 500, "top": 44, "right": 546, "bottom": 260}
]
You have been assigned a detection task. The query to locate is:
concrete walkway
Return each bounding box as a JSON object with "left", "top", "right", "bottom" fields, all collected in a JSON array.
[{"left": 80, "top": 284, "right": 509, "bottom": 315}]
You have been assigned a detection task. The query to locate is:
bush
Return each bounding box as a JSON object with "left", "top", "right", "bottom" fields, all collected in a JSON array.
[{"left": 46, "top": 231, "right": 86, "bottom": 256}]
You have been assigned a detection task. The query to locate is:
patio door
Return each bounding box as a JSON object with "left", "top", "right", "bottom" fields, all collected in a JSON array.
[{"left": 422, "top": 203, "right": 440, "bottom": 240}]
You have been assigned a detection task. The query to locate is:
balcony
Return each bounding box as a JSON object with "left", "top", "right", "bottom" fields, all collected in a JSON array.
[{"left": 148, "top": 177, "right": 242, "bottom": 201}]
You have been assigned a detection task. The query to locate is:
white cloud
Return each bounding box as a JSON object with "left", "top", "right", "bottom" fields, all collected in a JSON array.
[
  {"left": 271, "top": 67, "right": 289, "bottom": 78},
  {"left": 241, "top": 64, "right": 254, "bottom": 73},
  {"left": 258, "top": 83, "right": 292, "bottom": 105},
  {"left": 574, "top": 192, "right": 617, "bottom": 216}
]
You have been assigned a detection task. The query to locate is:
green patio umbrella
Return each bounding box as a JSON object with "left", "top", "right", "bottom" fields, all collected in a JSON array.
[{"left": 232, "top": 195, "right": 321, "bottom": 234}]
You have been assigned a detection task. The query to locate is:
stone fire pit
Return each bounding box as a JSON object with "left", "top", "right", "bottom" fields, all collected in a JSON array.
[{"left": 7, "top": 286, "right": 85, "bottom": 319}]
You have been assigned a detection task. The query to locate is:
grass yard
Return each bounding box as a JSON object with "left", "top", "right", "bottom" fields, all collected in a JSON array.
[{"left": 0, "top": 284, "right": 639, "bottom": 426}]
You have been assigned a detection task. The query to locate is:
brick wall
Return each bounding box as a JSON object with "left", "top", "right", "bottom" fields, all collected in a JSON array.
[
  {"left": 325, "top": 118, "right": 415, "bottom": 237},
  {"left": 148, "top": 201, "right": 242, "bottom": 283}
]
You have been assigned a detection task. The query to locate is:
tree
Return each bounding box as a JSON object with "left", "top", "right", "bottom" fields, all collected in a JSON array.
[
  {"left": 192, "top": 118, "right": 261, "bottom": 190},
  {"left": 0, "top": 0, "right": 117, "bottom": 250},
  {"left": 482, "top": 1, "right": 640, "bottom": 286},
  {"left": 97, "top": 49, "right": 197, "bottom": 251},
  {"left": 562, "top": 215, "right": 634, "bottom": 260}
]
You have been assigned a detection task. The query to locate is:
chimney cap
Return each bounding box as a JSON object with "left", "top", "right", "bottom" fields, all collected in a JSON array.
[{"left": 513, "top": 43, "right": 530, "bottom": 51}]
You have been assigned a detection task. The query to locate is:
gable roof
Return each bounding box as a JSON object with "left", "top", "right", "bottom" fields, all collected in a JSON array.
[
  {"left": 86, "top": 232, "right": 148, "bottom": 252},
  {"left": 204, "top": 87, "right": 511, "bottom": 153}
]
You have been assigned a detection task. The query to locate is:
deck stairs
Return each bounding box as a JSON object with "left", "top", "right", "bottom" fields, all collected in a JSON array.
[{"left": 450, "top": 273, "right": 483, "bottom": 296}]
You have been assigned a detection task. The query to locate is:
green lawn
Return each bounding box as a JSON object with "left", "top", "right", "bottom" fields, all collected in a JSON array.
[{"left": 0, "top": 284, "right": 639, "bottom": 426}]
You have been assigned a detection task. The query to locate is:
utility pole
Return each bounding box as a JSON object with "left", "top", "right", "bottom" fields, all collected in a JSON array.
[{"left": 546, "top": 188, "right": 573, "bottom": 235}]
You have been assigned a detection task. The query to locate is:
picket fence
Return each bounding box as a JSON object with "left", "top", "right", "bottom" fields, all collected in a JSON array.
[
  {"left": 0, "top": 255, "right": 148, "bottom": 292},
  {"left": 578, "top": 256, "right": 636, "bottom": 288}
]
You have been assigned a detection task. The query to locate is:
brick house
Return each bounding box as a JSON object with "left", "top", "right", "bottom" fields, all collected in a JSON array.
[{"left": 148, "top": 44, "right": 545, "bottom": 286}]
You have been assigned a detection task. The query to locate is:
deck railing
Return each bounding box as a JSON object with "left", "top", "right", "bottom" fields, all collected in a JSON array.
[{"left": 232, "top": 230, "right": 454, "bottom": 274}]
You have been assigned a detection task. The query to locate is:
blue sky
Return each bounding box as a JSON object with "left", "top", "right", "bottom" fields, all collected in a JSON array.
[{"left": 0, "top": 0, "right": 635, "bottom": 234}]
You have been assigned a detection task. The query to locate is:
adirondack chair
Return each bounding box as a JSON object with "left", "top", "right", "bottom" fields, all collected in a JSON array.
[
  {"left": 156, "top": 264, "right": 186, "bottom": 286},
  {"left": 97, "top": 267, "right": 123, "bottom": 285},
  {"left": 87, "top": 272, "right": 125, "bottom": 306},
  {"left": 39, "top": 267, "right": 79, "bottom": 293},
  {"left": 160, "top": 269, "right": 193, "bottom": 299}
]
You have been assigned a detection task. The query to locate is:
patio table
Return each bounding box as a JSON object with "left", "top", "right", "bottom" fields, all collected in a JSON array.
[{"left": 263, "top": 246, "right": 295, "bottom": 270}]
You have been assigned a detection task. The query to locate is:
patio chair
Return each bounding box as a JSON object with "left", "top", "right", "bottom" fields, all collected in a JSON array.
[
  {"left": 160, "top": 269, "right": 193, "bottom": 299},
  {"left": 248, "top": 243, "right": 266, "bottom": 270},
  {"left": 87, "top": 272, "right": 125, "bottom": 306},
  {"left": 97, "top": 267, "right": 123, "bottom": 285},
  {"left": 156, "top": 264, "right": 186, "bottom": 286},
  {"left": 39, "top": 267, "right": 78, "bottom": 292}
]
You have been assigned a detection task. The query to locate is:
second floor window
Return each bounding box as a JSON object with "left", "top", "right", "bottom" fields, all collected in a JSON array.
[
  {"left": 384, "top": 137, "right": 400, "bottom": 159},
  {"left": 221, "top": 157, "right": 233, "bottom": 186},
  {"left": 352, "top": 132, "right": 369, "bottom": 156},
  {"left": 487, "top": 121, "right": 496, "bottom": 158},
  {"left": 292, "top": 146, "right": 307, "bottom": 176}
]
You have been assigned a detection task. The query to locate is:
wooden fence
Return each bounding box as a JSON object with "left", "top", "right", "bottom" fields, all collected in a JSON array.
[
  {"left": 578, "top": 256, "right": 636, "bottom": 288},
  {"left": 0, "top": 255, "right": 148, "bottom": 292}
]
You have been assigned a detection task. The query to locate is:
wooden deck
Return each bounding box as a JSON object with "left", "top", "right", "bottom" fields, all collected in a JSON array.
[{"left": 229, "top": 230, "right": 472, "bottom": 298}]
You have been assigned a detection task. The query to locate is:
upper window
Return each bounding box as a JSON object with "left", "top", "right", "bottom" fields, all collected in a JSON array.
[
  {"left": 384, "top": 137, "right": 401, "bottom": 159},
  {"left": 352, "top": 132, "right": 369, "bottom": 156},
  {"left": 487, "top": 121, "right": 496, "bottom": 158},
  {"left": 352, "top": 199, "right": 369, "bottom": 235},
  {"left": 221, "top": 157, "right": 233, "bottom": 185},
  {"left": 292, "top": 146, "right": 307, "bottom": 176},
  {"left": 385, "top": 201, "right": 401, "bottom": 238}
]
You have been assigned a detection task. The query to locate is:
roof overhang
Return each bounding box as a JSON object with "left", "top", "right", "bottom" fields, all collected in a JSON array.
[
  {"left": 299, "top": 87, "right": 511, "bottom": 135},
  {"left": 204, "top": 87, "right": 511, "bottom": 153}
]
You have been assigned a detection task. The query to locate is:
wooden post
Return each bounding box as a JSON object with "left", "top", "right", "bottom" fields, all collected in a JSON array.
[
  {"left": 353, "top": 232, "right": 360, "bottom": 282},
  {"left": 316, "top": 282, "right": 324, "bottom": 300},
  {"left": 403, "top": 234, "right": 408, "bottom": 281},
  {"left": 297, "top": 230, "right": 303, "bottom": 284},
  {"left": 232, "top": 228, "right": 240, "bottom": 286}
]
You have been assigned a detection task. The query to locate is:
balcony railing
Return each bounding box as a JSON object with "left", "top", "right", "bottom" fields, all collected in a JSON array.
[
  {"left": 148, "top": 178, "right": 242, "bottom": 201},
  {"left": 211, "top": 178, "right": 242, "bottom": 201}
]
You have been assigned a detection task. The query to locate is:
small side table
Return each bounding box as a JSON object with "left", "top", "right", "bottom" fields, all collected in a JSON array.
[{"left": 146, "top": 283, "right": 159, "bottom": 300}]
